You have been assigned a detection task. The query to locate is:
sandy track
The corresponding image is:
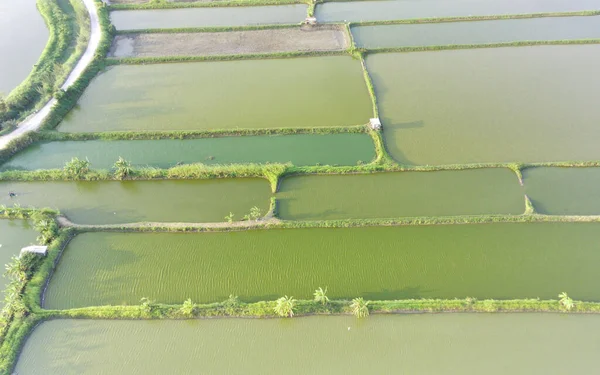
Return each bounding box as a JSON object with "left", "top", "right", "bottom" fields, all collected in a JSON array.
[
  {"left": 109, "top": 26, "right": 349, "bottom": 58},
  {"left": 0, "top": 0, "right": 101, "bottom": 150}
]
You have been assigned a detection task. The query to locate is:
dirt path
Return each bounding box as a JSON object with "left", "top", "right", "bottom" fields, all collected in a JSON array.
[
  {"left": 110, "top": 25, "right": 349, "bottom": 58},
  {"left": 0, "top": 0, "right": 102, "bottom": 150}
]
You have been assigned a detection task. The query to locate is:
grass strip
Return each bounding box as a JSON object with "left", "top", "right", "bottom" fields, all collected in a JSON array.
[
  {"left": 114, "top": 23, "right": 301, "bottom": 35},
  {"left": 107, "top": 0, "right": 306, "bottom": 11}
]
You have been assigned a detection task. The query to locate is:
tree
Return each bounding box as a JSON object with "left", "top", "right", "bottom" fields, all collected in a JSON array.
[
  {"left": 0, "top": 95, "right": 7, "bottom": 114},
  {"left": 313, "top": 287, "right": 329, "bottom": 305},
  {"left": 350, "top": 298, "right": 370, "bottom": 318},
  {"left": 225, "top": 212, "right": 235, "bottom": 223},
  {"left": 559, "top": 292, "right": 574, "bottom": 311},
  {"left": 113, "top": 157, "right": 132, "bottom": 180},
  {"left": 180, "top": 298, "right": 197, "bottom": 317},
  {"left": 63, "top": 157, "right": 90, "bottom": 179},
  {"left": 274, "top": 295, "right": 296, "bottom": 318},
  {"left": 249, "top": 206, "right": 262, "bottom": 221}
]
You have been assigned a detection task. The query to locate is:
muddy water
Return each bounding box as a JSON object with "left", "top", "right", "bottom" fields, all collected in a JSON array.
[
  {"left": 0, "top": 0, "right": 48, "bottom": 94},
  {"left": 57, "top": 57, "right": 372, "bottom": 132},
  {"left": 43, "top": 223, "right": 600, "bottom": 308},
  {"left": 1, "top": 134, "right": 375, "bottom": 170},
  {"left": 354, "top": 16, "right": 600, "bottom": 48},
  {"left": 367, "top": 46, "right": 600, "bottom": 165},
  {"left": 524, "top": 167, "right": 600, "bottom": 215},
  {"left": 278, "top": 169, "right": 524, "bottom": 220},
  {"left": 110, "top": 5, "right": 307, "bottom": 30},
  {"left": 0, "top": 179, "right": 270, "bottom": 224},
  {"left": 15, "top": 315, "right": 600, "bottom": 374},
  {"left": 317, "top": 0, "right": 600, "bottom": 23},
  {"left": 0, "top": 220, "right": 38, "bottom": 308}
]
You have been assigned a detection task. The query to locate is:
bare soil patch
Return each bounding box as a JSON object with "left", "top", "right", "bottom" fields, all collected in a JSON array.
[{"left": 109, "top": 25, "right": 349, "bottom": 57}]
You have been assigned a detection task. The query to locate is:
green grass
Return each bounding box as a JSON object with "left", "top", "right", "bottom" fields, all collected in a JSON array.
[
  {"left": 107, "top": 0, "right": 306, "bottom": 11},
  {"left": 114, "top": 23, "right": 301, "bottom": 35}
]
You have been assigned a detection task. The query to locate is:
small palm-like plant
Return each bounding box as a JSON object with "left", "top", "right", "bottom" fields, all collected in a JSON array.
[
  {"left": 140, "top": 297, "right": 155, "bottom": 314},
  {"left": 180, "top": 298, "right": 197, "bottom": 317},
  {"left": 63, "top": 157, "right": 90, "bottom": 179},
  {"left": 113, "top": 157, "right": 133, "bottom": 180},
  {"left": 351, "top": 298, "right": 370, "bottom": 318},
  {"left": 249, "top": 206, "right": 262, "bottom": 221},
  {"left": 559, "top": 292, "right": 574, "bottom": 311},
  {"left": 314, "top": 287, "right": 329, "bottom": 305},
  {"left": 225, "top": 212, "right": 235, "bottom": 223},
  {"left": 274, "top": 295, "right": 296, "bottom": 317}
]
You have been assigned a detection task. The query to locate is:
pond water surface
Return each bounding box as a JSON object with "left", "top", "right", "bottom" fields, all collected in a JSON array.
[
  {"left": 15, "top": 315, "right": 600, "bottom": 374},
  {"left": 278, "top": 169, "right": 524, "bottom": 220},
  {"left": 368, "top": 46, "right": 600, "bottom": 165},
  {"left": 44, "top": 223, "right": 600, "bottom": 308},
  {"left": 0, "top": 0, "right": 48, "bottom": 94},
  {"left": 111, "top": 4, "right": 308, "bottom": 30},
  {"left": 57, "top": 57, "right": 372, "bottom": 132},
  {"left": 0, "top": 179, "right": 271, "bottom": 224},
  {"left": 353, "top": 16, "right": 600, "bottom": 48},
  {"left": 1, "top": 134, "right": 375, "bottom": 170}
]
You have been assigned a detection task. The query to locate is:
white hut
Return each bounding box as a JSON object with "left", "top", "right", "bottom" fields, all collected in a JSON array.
[
  {"left": 370, "top": 118, "right": 382, "bottom": 130},
  {"left": 20, "top": 246, "right": 48, "bottom": 257}
]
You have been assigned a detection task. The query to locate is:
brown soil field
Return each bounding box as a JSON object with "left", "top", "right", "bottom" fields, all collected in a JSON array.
[{"left": 109, "top": 26, "right": 349, "bottom": 57}]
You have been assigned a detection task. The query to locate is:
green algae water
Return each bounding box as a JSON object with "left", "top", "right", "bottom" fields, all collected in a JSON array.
[
  {"left": 0, "top": 0, "right": 48, "bottom": 93},
  {"left": 368, "top": 46, "right": 600, "bottom": 165},
  {"left": 1, "top": 134, "right": 375, "bottom": 170},
  {"left": 44, "top": 223, "right": 600, "bottom": 308},
  {"left": 111, "top": 5, "right": 308, "bottom": 30},
  {"left": 278, "top": 169, "right": 524, "bottom": 220},
  {"left": 15, "top": 315, "right": 600, "bottom": 374},
  {"left": 0, "top": 179, "right": 270, "bottom": 224},
  {"left": 57, "top": 57, "right": 372, "bottom": 132},
  {"left": 0, "top": 220, "right": 38, "bottom": 308},
  {"left": 524, "top": 167, "right": 600, "bottom": 215},
  {"left": 353, "top": 16, "right": 600, "bottom": 49},
  {"left": 317, "top": 0, "right": 600, "bottom": 23}
]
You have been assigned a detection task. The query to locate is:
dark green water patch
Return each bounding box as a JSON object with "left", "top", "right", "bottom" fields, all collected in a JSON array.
[
  {"left": 368, "top": 46, "right": 600, "bottom": 165},
  {"left": 1, "top": 134, "right": 375, "bottom": 170},
  {"left": 110, "top": 5, "right": 308, "bottom": 30},
  {"left": 44, "top": 223, "right": 600, "bottom": 308},
  {"left": 57, "top": 57, "right": 372, "bottom": 132},
  {"left": 15, "top": 315, "right": 600, "bottom": 374},
  {"left": 317, "top": 0, "right": 600, "bottom": 23},
  {"left": 0, "top": 179, "right": 270, "bottom": 224},
  {"left": 524, "top": 167, "right": 600, "bottom": 215},
  {"left": 278, "top": 169, "right": 524, "bottom": 220},
  {"left": 0, "top": 219, "right": 38, "bottom": 308},
  {"left": 353, "top": 16, "right": 600, "bottom": 49}
]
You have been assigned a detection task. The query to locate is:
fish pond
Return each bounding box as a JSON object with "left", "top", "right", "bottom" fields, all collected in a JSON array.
[
  {"left": 0, "top": 219, "right": 38, "bottom": 307},
  {"left": 353, "top": 16, "right": 600, "bottom": 49},
  {"left": 368, "top": 45, "right": 600, "bottom": 165},
  {"left": 57, "top": 57, "right": 372, "bottom": 132},
  {"left": 1, "top": 134, "right": 375, "bottom": 170},
  {"left": 0, "top": 179, "right": 271, "bottom": 224},
  {"left": 44, "top": 223, "right": 600, "bottom": 309},
  {"left": 524, "top": 167, "right": 600, "bottom": 215},
  {"left": 277, "top": 169, "right": 524, "bottom": 220},
  {"left": 316, "top": 0, "right": 600, "bottom": 23},
  {"left": 110, "top": 4, "right": 308, "bottom": 30},
  {"left": 0, "top": 0, "right": 48, "bottom": 94},
  {"left": 15, "top": 315, "right": 600, "bottom": 374}
]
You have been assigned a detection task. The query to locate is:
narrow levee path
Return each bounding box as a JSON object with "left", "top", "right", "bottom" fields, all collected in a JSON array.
[{"left": 0, "top": 0, "right": 101, "bottom": 150}]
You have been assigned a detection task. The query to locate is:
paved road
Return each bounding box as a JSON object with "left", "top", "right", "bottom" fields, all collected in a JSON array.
[{"left": 0, "top": 0, "right": 102, "bottom": 149}]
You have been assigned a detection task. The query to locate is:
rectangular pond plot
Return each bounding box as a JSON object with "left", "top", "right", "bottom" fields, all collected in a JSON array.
[
  {"left": 277, "top": 169, "right": 524, "bottom": 220},
  {"left": 110, "top": 5, "right": 308, "bottom": 30},
  {"left": 44, "top": 223, "right": 600, "bottom": 308},
  {"left": 0, "top": 179, "right": 270, "bottom": 225},
  {"left": 1, "top": 134, "right": 375, "bottom": 171},
  {"left": 524, "top": 167, "right": 600, "bottom": 215},
  {"left": 57, "top": 57, "right": 372, "bottom": 132},
  {"left": 316, "top": 0, "right": 600, "bottom": 23},
  {"left": 15, "top": 315, "right": 600, "bottom": 374},
  {"left": 110, "top": 26, "right": 349, "bottom": 58},
  {"left": 353, "top": 16, "right": 600, "bottom": 49},
  {"left": 0, "top": 220, "right": 38, "bottom": 308},
  {"left": 368, "top": 46, "right": 600, "bottom": 165}
]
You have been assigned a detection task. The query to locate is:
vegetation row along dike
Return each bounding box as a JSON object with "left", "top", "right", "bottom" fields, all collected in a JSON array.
[{"left": 0, "top": 0, "right": 101, "bottom": 150}]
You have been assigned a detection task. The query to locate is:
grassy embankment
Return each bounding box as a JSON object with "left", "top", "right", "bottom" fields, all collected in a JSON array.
[{"left": 107, "top": 0, "right": 308, "bottom": 11}]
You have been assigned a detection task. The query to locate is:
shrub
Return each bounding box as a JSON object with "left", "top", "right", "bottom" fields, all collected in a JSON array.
[
  {"left": 63, "top": 157, "right": 90, "bottom": 179},
  {"left": 314, "top": 287, "right": 329, "bottom": 305},
  {"left": 274, "top": 296, "right": 296, "bottom": 318},
  {"left": 350, "top": 298, "right": 370, "bottom": 318}
]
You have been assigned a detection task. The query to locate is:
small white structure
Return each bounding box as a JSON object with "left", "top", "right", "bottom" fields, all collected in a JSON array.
[
  {"left": 304, "top": 17, "right": 317, "bottom": 25},
  {"left": 370, "top": 118, "right": 382, "bottom": 130},
  {"left": 20, "top": 246, "right": 48, "bottom": 257}
]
